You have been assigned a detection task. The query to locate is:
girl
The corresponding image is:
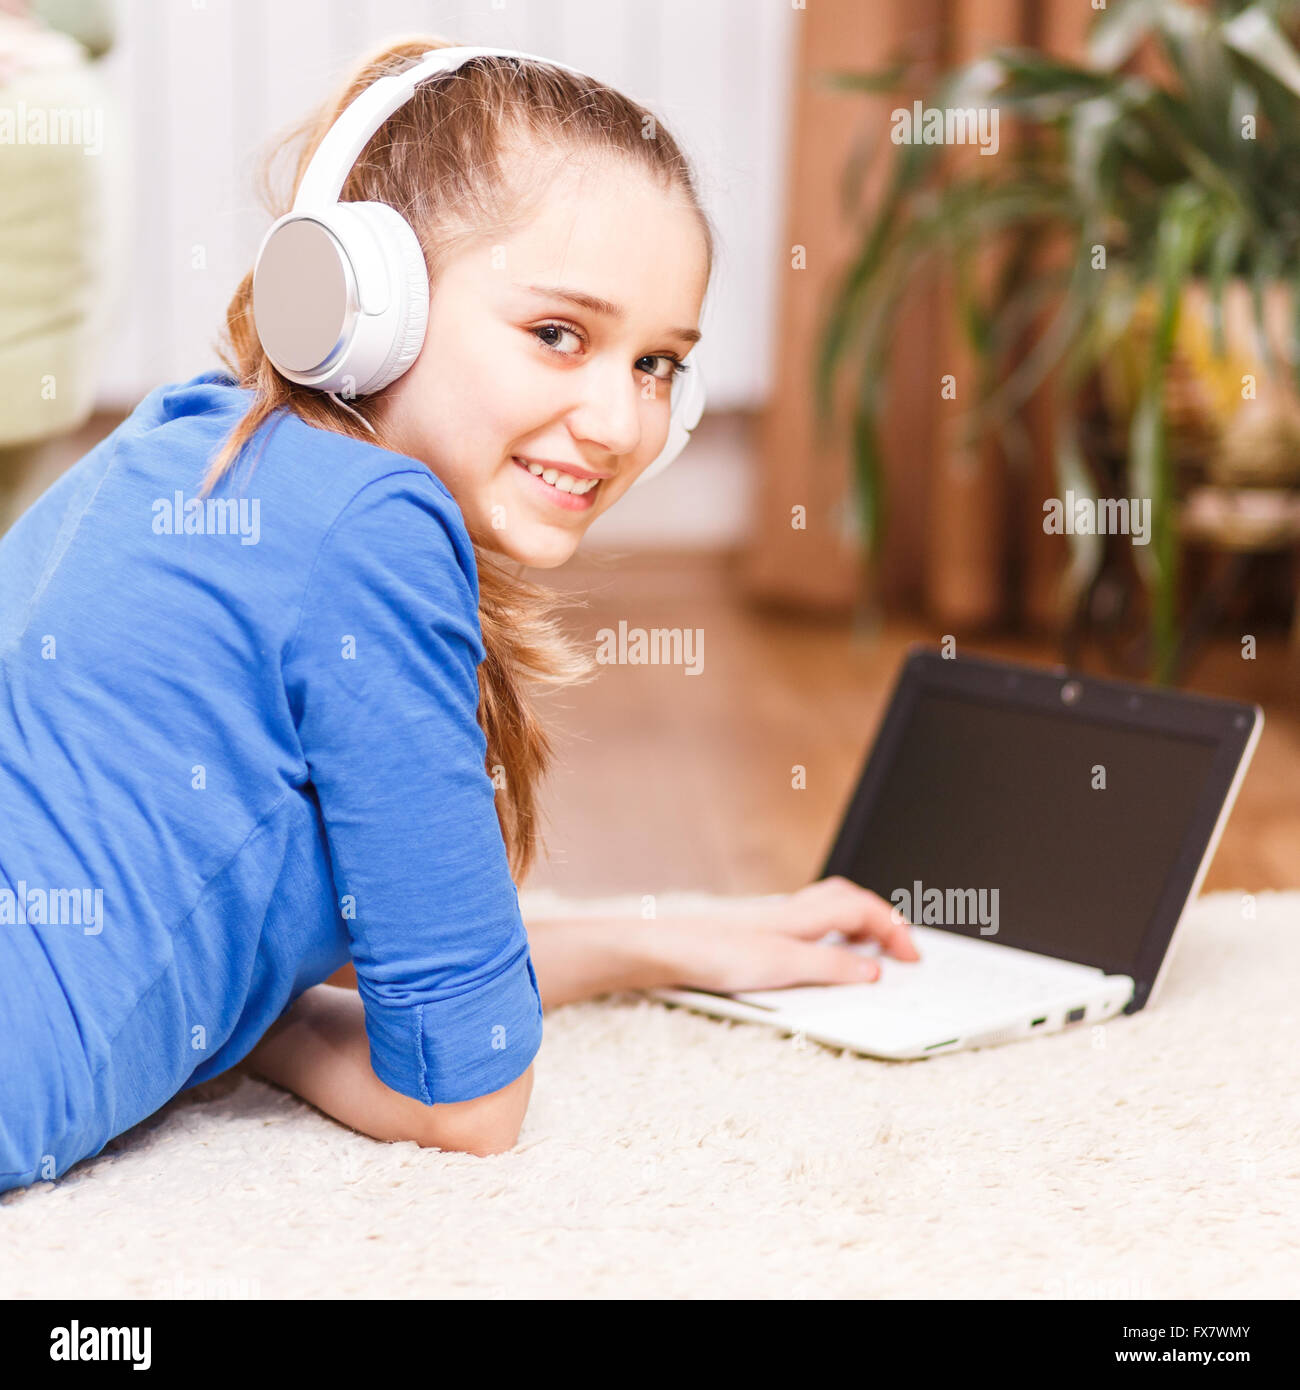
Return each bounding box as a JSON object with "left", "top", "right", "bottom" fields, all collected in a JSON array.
[{"left": 0, "top": 38, "right": 916, "bottom": 1192}]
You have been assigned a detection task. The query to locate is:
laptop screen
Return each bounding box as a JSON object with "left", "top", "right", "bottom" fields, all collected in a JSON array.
[{"left": 834, "top": 688, "right": 1224, "bottom": 978}]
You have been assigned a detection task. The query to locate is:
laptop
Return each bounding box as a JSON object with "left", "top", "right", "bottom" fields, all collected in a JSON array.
[{"left": 650, "top": 646, "right": 1263, "bottom": 1058}]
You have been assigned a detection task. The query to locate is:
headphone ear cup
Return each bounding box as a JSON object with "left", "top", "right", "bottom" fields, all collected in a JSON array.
[
  {"left": 634, "top": 360, "right": 706, "bottom": 488},
  {"left": 349, "top": 202, "right": 430, "bottom": 395},
  {"left": 253, "top": 203, "right": 429, "bottom": 396}
]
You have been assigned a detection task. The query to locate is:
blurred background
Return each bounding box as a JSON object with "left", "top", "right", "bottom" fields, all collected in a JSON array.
[{"left": 1, "top": 0, "right": 1296, "bottom": 895}]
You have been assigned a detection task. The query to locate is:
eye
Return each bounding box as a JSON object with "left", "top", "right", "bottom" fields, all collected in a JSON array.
[
  {"left": 637, "top": 355, "right": 688, "bottom": 384},
  {"left": 531, "top": 321, "right": 584, "bottom": 356}
]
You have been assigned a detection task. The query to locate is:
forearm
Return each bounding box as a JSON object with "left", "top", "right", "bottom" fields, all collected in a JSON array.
[
  {"left": 245, "top": 985, "right": 410, "bottom": 1140},
  {"left": 244, "top": 983, "right": 531, "bottom": 1154},
  {"left": 524, "top": 914, "right": 678, "bottom": 1010}
]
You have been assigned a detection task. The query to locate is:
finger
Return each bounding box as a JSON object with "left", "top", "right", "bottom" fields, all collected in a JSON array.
[
  {"left": 784, "top": 941, "right": 882, "bottom": 987},
  {"left": 814, "top": 879, "right": 921, "bottom": 960}
]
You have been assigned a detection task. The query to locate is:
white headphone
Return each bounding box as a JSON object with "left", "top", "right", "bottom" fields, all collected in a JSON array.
[{"left": 251, "top": 45, "right": 706, "bottom": 488}]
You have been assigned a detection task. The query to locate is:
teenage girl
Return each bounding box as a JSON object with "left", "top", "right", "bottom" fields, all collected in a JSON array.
[{"left": 0, "top": 40, "right": 917, "bottom": 1193}]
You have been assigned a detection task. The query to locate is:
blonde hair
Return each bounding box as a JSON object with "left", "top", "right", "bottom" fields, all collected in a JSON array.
[{"left": 203, "top": 37, "right": 714, "bottom": 884}]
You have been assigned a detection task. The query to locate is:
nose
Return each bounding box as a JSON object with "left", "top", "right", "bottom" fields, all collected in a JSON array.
[{"left": 565, "top": 359, "right": 650, "bottom": 463}]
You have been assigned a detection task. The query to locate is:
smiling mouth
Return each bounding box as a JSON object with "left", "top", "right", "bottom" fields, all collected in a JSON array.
[
  {"left": 514, "top": 457, "right": 603, "bottom": 494},
  {"left": 511, "top": 456, "right": 604, "bottom": 508}
]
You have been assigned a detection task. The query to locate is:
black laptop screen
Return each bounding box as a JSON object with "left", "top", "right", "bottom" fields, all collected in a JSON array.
[{"left": 838, "top": 690, "right": 1222, "bottom": 975}]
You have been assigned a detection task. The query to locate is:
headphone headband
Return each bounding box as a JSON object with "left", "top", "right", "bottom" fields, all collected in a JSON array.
[{"left": 294, "top": 47, "right": 588, "bottom": 211}]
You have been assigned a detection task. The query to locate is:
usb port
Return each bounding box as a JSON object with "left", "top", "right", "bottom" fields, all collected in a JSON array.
[
  {"left": 1066, "top": 1006, "right": 1086, "bottom": 1024},
  {"left": 1030, "top": 1017, "right": 1047, "bottom": 1028}
]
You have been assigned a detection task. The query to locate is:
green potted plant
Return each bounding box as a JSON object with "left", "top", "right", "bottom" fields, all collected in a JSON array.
[{"left": 814, "top": 0, "right": 1300, "bottom": 681}]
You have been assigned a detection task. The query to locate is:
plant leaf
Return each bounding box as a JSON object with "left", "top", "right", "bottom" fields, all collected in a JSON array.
[{"left": 1222, "top": 3, "right": 1300, "bottom": 100}]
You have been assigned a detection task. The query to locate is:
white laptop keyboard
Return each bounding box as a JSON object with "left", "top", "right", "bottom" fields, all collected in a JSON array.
[{"left": 731, "top": 924, "right": 1104, "bottom": 1021}]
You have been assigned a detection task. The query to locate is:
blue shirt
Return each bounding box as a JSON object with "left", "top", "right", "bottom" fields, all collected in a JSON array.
[{"left": 0, "top": 371, "right": 543, "bottom": 1191}]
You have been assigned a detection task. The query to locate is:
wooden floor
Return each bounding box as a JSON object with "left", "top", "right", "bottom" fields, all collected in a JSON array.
[{"left": 529, "top": 549, "right": 1300, "bottom": 897}]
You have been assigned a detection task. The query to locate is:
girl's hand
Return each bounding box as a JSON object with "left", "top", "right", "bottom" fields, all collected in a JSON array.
[{"left": 658, "top": 875, "right": 920, "bottom": 995}]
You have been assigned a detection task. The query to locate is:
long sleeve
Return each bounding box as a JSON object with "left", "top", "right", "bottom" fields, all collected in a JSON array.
[{"left": 282, "top": 468, "right": 542, "bottom": 1105}]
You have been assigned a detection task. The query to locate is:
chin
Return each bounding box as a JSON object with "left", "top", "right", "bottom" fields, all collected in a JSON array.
[{"left": 498, "top": 529, "right": 582, "bottom": 569}]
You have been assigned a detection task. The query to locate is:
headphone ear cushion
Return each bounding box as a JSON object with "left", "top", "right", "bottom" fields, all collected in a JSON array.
[{"left": 351, "top": 201, "right": 430, "bottom": 394}]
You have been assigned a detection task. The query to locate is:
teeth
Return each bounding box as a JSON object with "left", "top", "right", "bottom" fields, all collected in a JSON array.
[{"left": 521, "top": 459, "right": 600, "bottom": 495}]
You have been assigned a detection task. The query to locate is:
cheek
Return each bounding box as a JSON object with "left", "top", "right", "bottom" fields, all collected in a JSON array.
[
  {"left": 410, "top": 355, "right": 526, "bottom": 466},
  {"left": 473, "top": 331, "right": 553, "bottom": 434}
]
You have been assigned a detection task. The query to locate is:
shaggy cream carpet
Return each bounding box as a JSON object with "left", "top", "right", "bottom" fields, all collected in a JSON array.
[{"left": 2, "top": 888, "right": 1297, "bottom": 1300}]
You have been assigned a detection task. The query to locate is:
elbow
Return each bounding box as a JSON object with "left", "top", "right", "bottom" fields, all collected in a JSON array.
[
  {"left": 420, "top": 1126, "right": 521, "bottom": 1158},
  {"left": 407, "top": 1062, "right": 535, "bottom": 1157},
  {"left": 412, "top": 1107, "right": 526, "bottom": 1157}
]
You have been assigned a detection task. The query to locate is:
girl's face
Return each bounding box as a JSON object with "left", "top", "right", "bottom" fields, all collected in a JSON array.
[{"left": 376, "top": 156, "right": 710, "bottom": 568}]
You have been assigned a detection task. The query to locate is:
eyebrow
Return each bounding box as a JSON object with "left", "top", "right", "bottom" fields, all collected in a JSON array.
[{"left": 516, "top": 283, "right": 702, "bottom": 346}]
